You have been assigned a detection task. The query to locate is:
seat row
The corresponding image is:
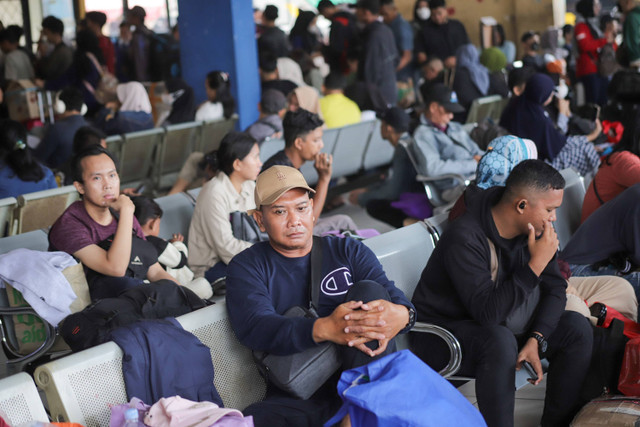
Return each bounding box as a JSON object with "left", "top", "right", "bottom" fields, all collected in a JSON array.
[
  {"left": 1, "top": 213, "right": 555, "bottom": 427},
  {"left": 259, "top": 119, "right": 394, "bottom": 186},
  {"left": 105, "top": 116, "right": 238, "bottom": 192}
]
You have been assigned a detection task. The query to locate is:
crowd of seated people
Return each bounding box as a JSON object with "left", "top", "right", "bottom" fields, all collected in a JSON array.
[{"left": 5, "top": 0, "right": 640, "bottom": 426}]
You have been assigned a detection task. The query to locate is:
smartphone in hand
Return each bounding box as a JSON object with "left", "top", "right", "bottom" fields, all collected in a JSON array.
[{"left": 522, "top": 361, "right": 539, "bottom": 382}]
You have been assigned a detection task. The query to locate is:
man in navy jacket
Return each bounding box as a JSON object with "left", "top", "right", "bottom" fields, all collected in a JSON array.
[
  {"left": 226, "top": 165, "right": 415, "bottom": 427},
  {"left": 412, "top": 160, "right": 592, "bottom": 427}
]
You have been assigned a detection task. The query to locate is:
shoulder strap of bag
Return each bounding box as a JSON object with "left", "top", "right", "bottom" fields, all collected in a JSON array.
[
  {"left": 592, "top": 175, "right": 606, "bottom": 206},
  {"left": 309, "top": 236, "right": 323, "bottom": 313}
]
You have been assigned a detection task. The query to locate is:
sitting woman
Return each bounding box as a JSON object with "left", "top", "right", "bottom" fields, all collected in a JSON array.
[
  {"left": 188, "top": 132, "right": 263, "bottom": 283},
  {"left": 195, "top": 71, "right": 236, "bottom": 122},
  {"left": 581, "top": 116, "right": 640, "bottom": 222},
  {"left": 500, "top": 73, "right": 601, "bottom": 177},
  {"left": 0, "top": 119, "right": 57, "bottom": 199},
  {"left": 95, "top": 82, "right": 154, "bottom": 135},
  {"left": 452, "top": 44, "right": 494, "bottom": 116},
  {"left": 161, "top": 78, "right": 196, "bottom": 126}
]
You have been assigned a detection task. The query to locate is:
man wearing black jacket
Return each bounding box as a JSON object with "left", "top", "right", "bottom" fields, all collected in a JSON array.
[{"left": 412, "top": 160, "right": 592, "bottom": 427}]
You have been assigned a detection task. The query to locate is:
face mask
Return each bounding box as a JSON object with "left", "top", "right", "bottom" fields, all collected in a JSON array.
[
  {"left": 530, "top": 42, "right": 540, "bottom": 51},
  {"left": 417, "top": 7, "right": 431, "bottom": 20}
]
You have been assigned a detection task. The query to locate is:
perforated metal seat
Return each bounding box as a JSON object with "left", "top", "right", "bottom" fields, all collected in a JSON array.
[
  {"left": 34, "top": 303, "right": 266, "bottom": 426},
  {"left": 0, "top": 373, "right": 49, "bottom": 425}
]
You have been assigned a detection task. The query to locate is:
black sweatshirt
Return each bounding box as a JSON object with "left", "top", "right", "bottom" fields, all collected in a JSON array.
[{"left": 412, "top": 186, "right": 566, "bottom": 338}]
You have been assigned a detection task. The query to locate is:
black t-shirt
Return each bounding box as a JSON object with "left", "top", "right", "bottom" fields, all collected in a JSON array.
[
  {"left": 415, "top": 19, "right": 469, "bottom": 61},
  {"left": 261, "top": 149, "right": 294, "bottom": 172}
]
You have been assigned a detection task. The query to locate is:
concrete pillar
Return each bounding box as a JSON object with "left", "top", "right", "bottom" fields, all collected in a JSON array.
[{"left": 178, "top": 0, "right": 260, "bottom": 130}]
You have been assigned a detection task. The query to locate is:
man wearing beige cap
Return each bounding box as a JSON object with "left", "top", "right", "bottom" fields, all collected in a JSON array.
[{"left": 226, "top": 165, "right": 415, "bottom": 426}]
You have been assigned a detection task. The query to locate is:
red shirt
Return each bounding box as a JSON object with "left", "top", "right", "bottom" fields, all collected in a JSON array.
[
  {"left": 99, "top": 35, "right": 116, "bottom": 74},
  {"left": 574, "top": 22, "right": 616, "bottom": 78},
  {"left": 581, "top": 151, "right": 640, "bottom": 222}
]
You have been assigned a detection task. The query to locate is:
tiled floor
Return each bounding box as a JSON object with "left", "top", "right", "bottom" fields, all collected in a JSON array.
[{"left": 458, "top": 378, "right": 546, "bottom": 426}]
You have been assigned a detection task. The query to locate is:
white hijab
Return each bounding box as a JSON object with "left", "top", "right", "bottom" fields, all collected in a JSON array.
[{"left": 116, "top": 82, "right": 152, "bottom": 113}]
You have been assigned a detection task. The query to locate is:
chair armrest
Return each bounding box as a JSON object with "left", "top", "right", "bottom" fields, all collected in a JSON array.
[
  {"left": 416, "top": 174, "right": 468, "bottom": 186},
  {"left": 411, "top": 321, "right": 463, "bottom": 378}
]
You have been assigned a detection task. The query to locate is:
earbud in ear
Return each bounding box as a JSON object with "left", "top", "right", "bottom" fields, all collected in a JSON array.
[{"left": 519, "top": 201, "right": 526, "bottom": 210}]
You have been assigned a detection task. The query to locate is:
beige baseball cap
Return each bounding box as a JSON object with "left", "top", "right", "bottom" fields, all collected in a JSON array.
[{"left": 252, "top": 166, "right": 315, "bottom": 211}]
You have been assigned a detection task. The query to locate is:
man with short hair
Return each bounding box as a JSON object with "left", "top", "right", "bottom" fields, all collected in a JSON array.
[
  {"left": 49, "top": 146, "right": 179, "bottom": 300},
  {"left": 35, "top": 87, "right": 88, "bottom": 169},
  {"left": 521, "top": 31, "right": 545, "bottom": 72},
  {"left": 380, "top": 0, "right": 414, "bottom": 82},
  {"left": 258, "top": 4, "right": 291, "bottom": 59},
  {"left": 319, "top": 71, "right": 361, "bottom": 128},
  {"left": 414, "top": 0, "right": 469, "bottom": 68},
  {"left": 350, "top": 106, "right": 421, "bottom": 227},
  {"left": 412, "top": 160, "right": 593, "bottom": 427},
  {"left": 226, "top": 165, "right": 415, "bottom": 426},
  {"left": 85, "top": 11, "right": 115, "bottom": 73},
  {"left": 36, "top": 16, "right": 73, "bottom": 82},
  {"left": 245, "top": 89, "right": 287, "bottom": 144},
  {"left": 261, "top": 109, "right": 357, "bottom": 233},
  {"left": 126, "top": 5, "right": 153, "bottom": 81},
  {"left": 260, "top": 53, "right": 298, "bottom": 97},
  {"left": 318, "top": 0, "right": 358, "bottom": 74},
  {"left": 355, "top": 0, "right": 399, "bottom": 106},
  {"left": 411, "top": 83, "right": 483, "bottom": 198}
]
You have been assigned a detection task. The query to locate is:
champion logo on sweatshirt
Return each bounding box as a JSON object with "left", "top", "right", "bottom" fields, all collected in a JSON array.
[
  {"left": 132, "top": 256, "right": 143, "bottom": 266},
  {"left": 320, "top": 267, "right": 353, "bottom": 296}
]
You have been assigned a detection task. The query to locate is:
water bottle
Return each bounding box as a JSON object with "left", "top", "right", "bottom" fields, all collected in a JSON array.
[{"left": 123, "top": 408, "right": 139, "bottom": 427}]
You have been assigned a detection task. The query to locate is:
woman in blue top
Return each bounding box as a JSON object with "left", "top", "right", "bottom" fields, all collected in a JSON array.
[
  {"left": 95, "top": 82, "right": 154, "bottom": 135},
  {"left": 0, "top": 119, "right": 57, "bottom": 199}
]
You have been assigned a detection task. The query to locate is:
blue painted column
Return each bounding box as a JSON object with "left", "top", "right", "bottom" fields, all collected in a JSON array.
[{"left": 178, "top": 0, "right": 260, "bottom": 130}]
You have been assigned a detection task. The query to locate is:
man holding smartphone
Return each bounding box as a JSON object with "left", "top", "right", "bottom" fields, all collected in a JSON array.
[{"left": 411, "top": 160, "right": 593, "bottom": 427}]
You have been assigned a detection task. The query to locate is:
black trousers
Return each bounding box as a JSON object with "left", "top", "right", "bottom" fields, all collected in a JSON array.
[
  {"left": 244, "top": 280, "right": 398, "bottom": 427},
  {"left": 412, "top": 311, "right": 593, "bottom": 427},
  {"left": 365, "top": 199, "right": 407, "bottom": 229}
]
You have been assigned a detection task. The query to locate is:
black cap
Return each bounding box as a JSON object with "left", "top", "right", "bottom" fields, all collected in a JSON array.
[
  {"left": 429, "top": 0, "right": 446, "bottom": 8},
  {"left": 422, "top": 83, "right": 465, "bottom": 113},
  {"left": 377, "top": 106, "right": 409, "bottom": 133},
  {"left": 355, "top": 0, "right": 381, "bottom": 14}
]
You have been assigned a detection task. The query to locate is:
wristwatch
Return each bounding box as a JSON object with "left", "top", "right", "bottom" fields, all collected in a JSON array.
[
  {"left": 529, "top": 332, "right": 548, "bottom": 355},
  {"left": 405, "top": 307, "right": 416, "bottom": 329}
]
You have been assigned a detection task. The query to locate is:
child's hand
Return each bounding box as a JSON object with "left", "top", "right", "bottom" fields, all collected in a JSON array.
[{"left": 171, "top": 233, "right": 184, "bottom": 243}]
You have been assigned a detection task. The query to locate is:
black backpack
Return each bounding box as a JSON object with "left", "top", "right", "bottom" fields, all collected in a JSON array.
[{"left": 60, "top": 280, "right": 207, "bottom": 352}]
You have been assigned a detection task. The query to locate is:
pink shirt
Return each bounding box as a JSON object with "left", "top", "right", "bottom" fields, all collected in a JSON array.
[
  {"left": 49, "top": 201, "right": 145, "bottom": 255},
  {"left": 581, "top": 151, "right": 640, "bottom": 222}
]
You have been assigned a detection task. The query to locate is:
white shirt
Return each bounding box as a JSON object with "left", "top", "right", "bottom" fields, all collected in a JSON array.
[{"left": 187, "top": 172, "right": 256, "bottom": 277}]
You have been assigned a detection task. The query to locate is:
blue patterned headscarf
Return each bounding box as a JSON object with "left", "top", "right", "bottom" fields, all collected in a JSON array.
[{"left": 476, "top": 135, "right": 538, "bottom": 189}]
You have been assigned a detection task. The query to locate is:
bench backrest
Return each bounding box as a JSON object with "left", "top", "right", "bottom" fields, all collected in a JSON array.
[{"left": 556, "top": 168, "right": 585, "bottom": 249}]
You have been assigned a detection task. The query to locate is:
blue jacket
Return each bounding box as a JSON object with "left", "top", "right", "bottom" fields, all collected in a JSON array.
[
  {"left": 110, "top": 318, "right": 223, "bottom": 405},
  {"left": 96, "top": 108, "right": 154, "bottom": 136},
  {"left": 226, "top": 236, "right": 414, "bottom": 356},
  {"left": 34, "top": 115, "right": 88, "bottom": 169}
]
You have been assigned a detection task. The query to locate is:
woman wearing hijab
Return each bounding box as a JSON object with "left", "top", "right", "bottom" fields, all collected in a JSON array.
[
  {"left": 500, "top": 73, "right": 601, "bottom": 177},
  {"left": 162, "top": 78, "right": 196, "bottom": 126},
  {"left": 479, "top": 47, "right": 509, "bottom": 97},
  {"left": 288, "top": 11, "right": 320, "bottom": 55},
  {"left": 95, "top": 82, "right": 154, "bottom": 135},
  {"left": 412, "top": 0, "right": 430, "bottom": 31},
  {"left": 287, "top": 86, "right": 324, "bottom": 120},
  {"left": 575, "top": 0, "right": 616, "bottom": 105},
  {"left": 452, "top": 44, "right": 492, "bottom": 116}
]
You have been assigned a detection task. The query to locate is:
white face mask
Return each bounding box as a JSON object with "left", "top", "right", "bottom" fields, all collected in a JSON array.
[{"left": 417, "top": 7, "right": 431, "bottom": 21}]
